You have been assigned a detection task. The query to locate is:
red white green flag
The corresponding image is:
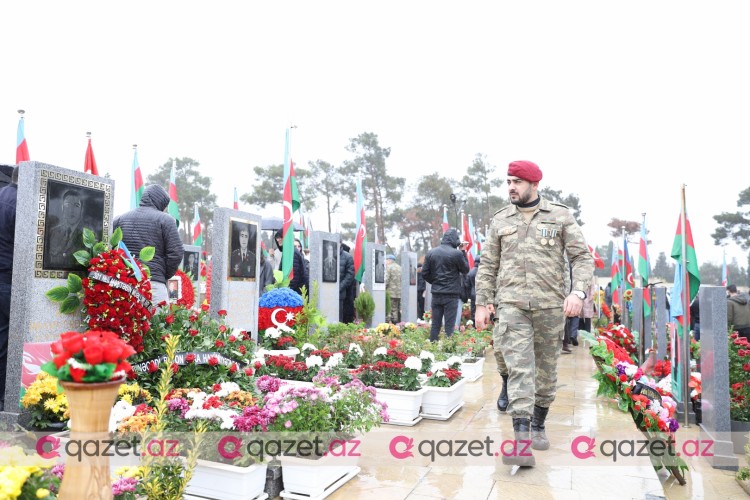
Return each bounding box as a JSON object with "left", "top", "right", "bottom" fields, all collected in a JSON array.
[
  {"left": 192, "top": 203, "right": 203, "bottom": 246},
  {"left": 353, "top": 179, "right": 367, "bottom": 282},
  {"left": 168, "top": 161, "right": 180, "bottom": 226},
  {"left": 83, "top": 134, "right": 99, "bottom": 176},
  {"left": 442, "top": 206, "right": 449, "bottom": 234},
  {"left": 722, "top": 251, "right": 729, "bottom": 287},
  {"left": 638, "top": 221, "right": 651, "bottom": 317},
  {"left": 131, "top": 146, "right": 144, "bottom": 209},
  {"left": 282, "top": 129, "right": 300, "bottom": 281},
  {"left": 233, "top": 187, "right": 239, "bottom": 210},
  {"left": 671, "top": 214, "right": 700, "bottom": 302},
  {"left": 462, "top": 212, "right": 474, "bottom": 268},
  {"left": 610, "top": 245, "right": 621, "bottom": 305},
  {"left": 16, "top": 111, "right": 30, "bottom": 164}
]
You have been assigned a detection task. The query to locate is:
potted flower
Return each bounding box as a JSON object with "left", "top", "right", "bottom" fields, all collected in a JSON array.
[
  {"left": 260, "top": 325, "right": 300, "bottom": 358},
  {"left": 353, "top": 355, "right": 426, "bottom": 425},
  {"left": 41, "top": 329, "right": 136, "bottom": 498},
  {"left": 20, "top": 372, "right": 69, "bottom": 430},
  {"left": 421, "top": 367, "right": 466, "bottom": 420}
]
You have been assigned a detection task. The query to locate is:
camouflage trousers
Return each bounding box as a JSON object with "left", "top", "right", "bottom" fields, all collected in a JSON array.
[
  {"left": 492, "top": 305, "right": 565, "bottom": 418},
  {"left": 389, "top": 298, "right": 401, "bottom": 324}
]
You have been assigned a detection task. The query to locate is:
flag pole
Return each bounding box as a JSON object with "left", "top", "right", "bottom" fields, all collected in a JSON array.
[
  {"left": 620, "top": 226, "right": 626, "bottom": 325},
  {"left": 679, "top": 184, "right": 691, "bottom": 427}
]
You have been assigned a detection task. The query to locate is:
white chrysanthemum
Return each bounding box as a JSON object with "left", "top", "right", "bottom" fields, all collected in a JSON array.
[
  {"left": 265, "top": 327, "right": 281, "bottom": 339},
  {"left": 624, "top": 364, "right": 638, "bottom": 377},
  {"left": 373, "top": 347, "right": 388, "bottom": 357},
  {"left": 278, "top": 323, "right": 294, "bottom": 333},
  {"left": 404, "top": 356, "right": 422, "bottom": 370},
  {"left": 434, "top": 370, "right": 447, "bottom": 378},
  {"left": 306, "top": 355, "right": 324, "bottom": 368},
  {"left": 301, "top": 343, "right": 317, "bottom": 353},
  {"left": 446, "top": 355, "right": 462, "bottom": 367},
  {"left": 215, "top": 382, "right": 240, "bottom": 397},
  {"left": 326, "top": 353, "right": 343, "bottom": 368},
  {"left": 419, "top": 350, "right": 435, "bottom": 361},
  {"left": 466, "top": 320, "right": 474, "bottom": 326},
  {"left": 656, "top": 374, "right": 672, "bottom": 393},
  {"left": 348, "top": 343, "right": 363, "bottom": 356},
  {"left": 109, "top": 401, "right": 136, "bottom": 432}
]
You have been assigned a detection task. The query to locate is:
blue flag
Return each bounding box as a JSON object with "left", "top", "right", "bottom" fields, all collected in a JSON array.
[{"left": 118, "top": 241, "right": 143, "bottom": 282}]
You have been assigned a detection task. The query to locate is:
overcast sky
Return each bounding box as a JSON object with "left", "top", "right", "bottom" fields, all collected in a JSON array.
[{"left": 3, "top": 1, "right": 749, "bottom": 269}]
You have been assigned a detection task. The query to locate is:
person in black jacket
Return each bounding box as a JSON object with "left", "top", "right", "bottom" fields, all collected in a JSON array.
[
  {"left": 421, "top": 228, "right": 470, "bottom": 341},
  {"left": 274, "top": 229, "right": 308, "bottom": 296},
  {"left": 114, "top": 185, "right": 183, "bottom": 306},
  {"left": 417, "top": 262, "right": 426, "bottom": 320},
  {"left": 339, "top": 243, "right": 355, "bottom": 322}
]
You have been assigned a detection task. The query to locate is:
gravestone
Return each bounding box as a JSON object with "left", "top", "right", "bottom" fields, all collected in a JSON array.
[
  {"left": 632, "top": 288, "right": 644, "bottom": 362},
  {"left": 654, "top": 287, "right": 668, "bottom": 361},
  {"left": 309, "top": 231, "right": 340, "bottom": 325},
  {"left": 400, "top": 252, "right": 417, "bottom": 323},
  {"left": 2, "top": 163, "right": 114, "bottom": 423},
  {"left": 364, "top": 242, "right": 386, "bottom": 327},
  {"left": 209, "top": 208, "right": 261, "bottom": 340},
  {"left": 180, "top": 244, "right": 201, "bottom": 304},
  {"left": 698, "top": 286, "right": 738, "bottom": 470}
]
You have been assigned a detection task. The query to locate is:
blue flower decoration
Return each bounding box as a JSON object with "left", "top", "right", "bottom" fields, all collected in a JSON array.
[{"left": 258, "top": 287, "right": 304, "bottom": 308}]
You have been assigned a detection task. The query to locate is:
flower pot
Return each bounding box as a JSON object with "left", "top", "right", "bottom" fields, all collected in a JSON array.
[
  {"left": 377, "top": 386, "right": 426, "bottom": 426},
  {"left": 731, "top": 419, "right": 750, "bottom": 454},
  {"left": 421, "top": 378, "right": 466, "bottom": 420},
  {"left": 460, "top": 357, "right": 485, "bottom": 382},
  {"left": 58, "top": 378, "right": 123, "bottom": 500},
  {"left": 280, "top": 451, "right": 360, "bottom": 499},
  {"left": 186, "top": 459, "right": 268, "bottom": 500},
  {"left": 264, "top": 347, "right": 300, "bottom": 360}
]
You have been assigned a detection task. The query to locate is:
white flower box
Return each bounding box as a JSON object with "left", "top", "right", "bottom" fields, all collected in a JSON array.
[
  {"left": 186, "top": 459, "right": 267, "bottom": 500},
  {"left": 460, "top": 357, "right": 485, "bottom": 382},
  {"left": 280, "top": 452, "right": 360, "bottom": 499},
  {"left": 420, "top": 378, "right": 466, "bottom": 420},
  {"left": 264, "top": 347, "right": 301, "bottom": 360},
  {"left": 376, "top": 386, "right": 426, "bottom": 426}
]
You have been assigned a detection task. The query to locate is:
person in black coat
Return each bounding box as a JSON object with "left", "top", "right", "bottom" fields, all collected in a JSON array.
[
  {"left": 339, "top": 244, "right": 355, "bottom": 322},
  {"left": 417, "top": 262, "right": 426, "bottom": 320},
  {"left": 421, "top": 228, "right": 470, "bottom": 341},
  {"left": 274, "top": 229, "right": 308, "bottom": 296}
]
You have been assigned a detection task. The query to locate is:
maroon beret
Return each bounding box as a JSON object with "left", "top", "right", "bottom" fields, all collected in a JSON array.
[{"left": 508, "top": 160, "right": 542, "bottom": 182}]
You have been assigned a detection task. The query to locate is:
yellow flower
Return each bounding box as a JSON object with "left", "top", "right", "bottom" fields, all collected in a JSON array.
[{"left": 36, "top": 488, "right": 50, "bottom": 498}]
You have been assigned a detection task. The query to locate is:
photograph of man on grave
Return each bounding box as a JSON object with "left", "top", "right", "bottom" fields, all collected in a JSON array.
[
  {"left": 374, "top": 249, "right": 385, "bottom": 284},
  {"left": 183, "top": 250, "right": 199, "bottom": 280},
  {"left": 410, "top": 254, "right": 417, "bottom": 286},
  {"left": 322, "top": 240, "right": 338, "bottom": 283},
  {"left": 43, "top": 179, "right": 105, "bottom": 272},
  {"left": 229, "top": 219, "right": 257, "bottom": 279},
  {"left": 168, "top": 276, "right": 181, "bottom": 303}
]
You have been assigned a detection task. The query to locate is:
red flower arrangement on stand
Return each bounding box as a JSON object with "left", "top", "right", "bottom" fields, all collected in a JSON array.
[{"left": 42, "top": 330, "right": 136, "bottom": 382}]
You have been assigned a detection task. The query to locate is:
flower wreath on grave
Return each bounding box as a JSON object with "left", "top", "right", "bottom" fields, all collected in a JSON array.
[
  {"left": 173, "top": 269, "right": 195, "bottom": 309},
  {"left": 258, "top": 287, "right": 304, "bottom": 348},
  {"left": 131, "top": 304, "right": 258, "bottom": 394},
  {"left": 46, "top": 227, "right": 154, "bottom": 354}
]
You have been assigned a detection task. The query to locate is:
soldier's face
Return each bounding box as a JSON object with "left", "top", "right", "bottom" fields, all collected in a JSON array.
[
  {"left": 239, "top": 229, "right": 249, "bottom": 249},
  {"left": 507, "top": 177, "right": 537, "bottom": 205},
  {"left": 62, "top": 195, "right": 83, "bottom": 225}
]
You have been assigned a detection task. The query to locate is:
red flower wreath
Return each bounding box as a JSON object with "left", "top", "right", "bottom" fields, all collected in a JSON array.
[
  {"left": 82, "top": 248, "right": 152, "bottom": 353},
  {"left": 174, "top": 269, "right": 195, "bottom": 308}
]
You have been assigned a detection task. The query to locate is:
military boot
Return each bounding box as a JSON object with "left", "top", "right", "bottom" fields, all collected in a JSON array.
[
  {"left": 502, "top": 418, "right": 535, "bottom": 467},
  {"left": 531, "top": 405, "right": 550, "bottom": 450},
  {"left": 496, "top": 374, "right": 509, "bottom": 412}
]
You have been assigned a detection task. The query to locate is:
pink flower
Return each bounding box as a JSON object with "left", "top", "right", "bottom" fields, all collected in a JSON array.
[{"left": 284, "top": 420, "right": 292, "bottom": 428}]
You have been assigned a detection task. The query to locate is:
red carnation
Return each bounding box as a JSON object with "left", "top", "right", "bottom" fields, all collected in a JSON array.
[
  {"left": 215, "top": 340, "right": 225, "bottom": 348},
  {"left": 219, "top": 325, "right": 227, "bottom": 333},
  {"left": 244, "top": 367, "right": 253, "bottom": 376},
  {"left": 171, "top": 363, "right": 179, "bottom": 374},
  {"left": 60, "top": 331, "right": 84, "bottom": 354},
  {"left": 165, "top": 315, "right": 175, "bottom": 325},
  {"left": 239, "top": 345, "right": 246, "bottom": 355},
  {"left": 208, "top": 357, "right": 219, "bottom": 366},
  {"left": 186, "top": 354, "right": 196, "bottom": 363},
  {"left": 189, "top": 329, "right": 199, "bottom": 337},
  {"left": 201, "top": 303, "right": 210, "bottom": 312},
  {"left": 218, "top": 309, "right": 227, "bottom": 316},
  {"left": 148, "top": 362, "right": 159, "bottom": 373},
  {"left": 228, "top": 335, "right": 237, "bottom": 343},
  {"left": 229, "top": 363, "right": 238, "bottom": 373}
]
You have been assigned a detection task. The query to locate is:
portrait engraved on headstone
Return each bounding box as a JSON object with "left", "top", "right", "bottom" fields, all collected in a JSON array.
[
  {"left": 409, "top": 254, "right": 417, "bottom": 286},
  {"left": 322, "top": 240, "right": 338, "bottom": 283},
  {"left": 373, "top": 249, "right": 385, "bottom": 290},
  {"left": 167, "top": 275, "right": 182, "bottom": 303},
  {"left": 228, "top": 218, "right": 257, "bottom": 280},
  {"left": 182, "top": 250, "right": 200, "bottom": 280},
  {"left": 40, "top": 175, "right": 107, "bottom": 277}
]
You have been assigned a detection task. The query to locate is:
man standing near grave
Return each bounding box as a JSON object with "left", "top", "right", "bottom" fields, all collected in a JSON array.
[
  {"left": 339, "top": 243, "right": 354, "bottom": 322},
  {"left": 114, "top": 185, "right": 183, "bottom": 306},
  {"left": 727, "top": 285, "right": 750, "bottom": 340},
  {"left": 475, "top": 160, "right": 593, "bottom": 467},
  {"left": 422, "top": 229, "right": 470, "bottom": 341},
  {"left": 386, "top": 254, "right": 402, "bottom": 324},
  {"left": 0, "top": 167, "right": 18, "bottom": 411}
]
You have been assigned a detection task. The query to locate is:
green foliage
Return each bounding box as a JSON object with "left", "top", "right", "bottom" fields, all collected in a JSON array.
[
  {"left": 712, "top": 186, "right": 750, "bottom": 250},
  {"left": 308, "top": 159, "right": 347, "bottom": 232},
  {"left": 458, "top": 153, "right": 504, "bottom": 231},
  {"left": 239, "top": 163, "right": 316, "bottom": 212},
  {"left": 82, "top": 227, "right": 97, "bottom": 248},
  {"left": 292, "top": 282, "right": 327, "bottom": 344},
  {"left": 110, "top": 226, "right": 123, "bottom": 247},
  {"left": 354, "top": 291, "right": 376, "bottom": 324},
  {"left": 652, "top": 252, "right": 675, "bottom": 282},
  {"left": 541, "top": 187, "right": 584, "bottom": 226},
  {"left": 146, "top": 157, "right": 218, "bottom": 245},
  {"left": 606, "top": 218, "right": 641, "bottom": 238},
  {"left": 139, "top": 246, "right": 155, "bottom": 262}
]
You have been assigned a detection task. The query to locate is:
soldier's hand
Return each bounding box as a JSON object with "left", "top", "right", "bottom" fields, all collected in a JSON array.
[
  {"left": 563, "top": 294, "right": 583, "bottom": 317},
  {"left": 476, "top": 304, "right": 494, "bottom": 331}
]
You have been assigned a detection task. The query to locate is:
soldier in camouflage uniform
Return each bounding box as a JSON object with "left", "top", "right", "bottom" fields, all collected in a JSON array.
[
  {"left": 386, "top": 254, "right": 402, "bottom": 323},
  {"left": 476, "top": 160, "right": 594, "bottom": 467}
]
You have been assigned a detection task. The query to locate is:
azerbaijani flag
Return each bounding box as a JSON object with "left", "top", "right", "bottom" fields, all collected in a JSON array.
[
  {"left": 474, "top": 228, "right": 483, "bottom": 256},
  {"left": 442, "top": 205, "right": 449, "bottom": 234},
  {"left": 588, "top": 245, "right": 605, "bottom": 269},
  {"left": 281, "top": 128, "right": 300, "bottom": 281},
  {"left": 462, "top": 212, "right": 474, "bottom": 268},
  {"left": 84, "top": 134, "right": 99, "bottom": 176},
  {"left": 168, "top": 160, "right": 180, "bottom": 226},
  {"left": 192, "top": 203, "right": 203, "bottom": 246},
  {"left": 722, "top": 252, "right": 729, "bottom": 287},
  {"left": 670, "top": 261, "right": 685, "bottom": 401},
  {"left": 671, "top": 214, "right": 700, "bottom": 302},
  {"left": 468, "top": 215, "right": 478, "bottom": 262},
  {"left": 131, "top": 146, "right": 144, "bottom": 209},
  {"left": 353, "top": 179, "right": 367, "bottom": 282},
  {"left": 260, "top": 240, "right": 269, "bottom": 259},
  {"left": 638, "top": 221, "right": 651, "bottom": 317},
  {"left": 621, "top": 238, "right": 634, "bottom": 290},
  {"left": 233, "top": 187, "right": 239, "bottom": 210},
  {"left": 610, "top": 244, "right": 621, "bottom": 306},
  {"left": 16, "top": 111, "right": 30, "bottom": 164}
]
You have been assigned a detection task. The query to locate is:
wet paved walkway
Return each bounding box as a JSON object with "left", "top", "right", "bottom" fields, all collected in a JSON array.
[{"left": 327, "top": 341, "right": 746, "bottom": 499}]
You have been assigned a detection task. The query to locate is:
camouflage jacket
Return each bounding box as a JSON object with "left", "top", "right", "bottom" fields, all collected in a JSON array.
[
  {"left": 475, "top": 198, "right": 594, "bottom": 310},
  {"left": 386, "top": 262, "right": 402, "bottom": 298}
]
